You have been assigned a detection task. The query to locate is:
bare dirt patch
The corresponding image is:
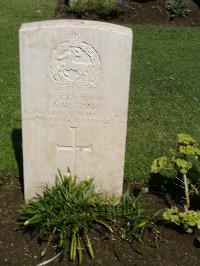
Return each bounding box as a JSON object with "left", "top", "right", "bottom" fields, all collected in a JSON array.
[
  {"left": 55, "top": 0, "right": 200, "bottom": 27},
  {"left": 0, "top": 179, "right": 199, "bottom": 265}
]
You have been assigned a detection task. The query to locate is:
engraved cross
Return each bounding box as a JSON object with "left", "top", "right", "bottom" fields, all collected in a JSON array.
[{"left": 57, "top": 127, "right": 92, "bottom": 175}]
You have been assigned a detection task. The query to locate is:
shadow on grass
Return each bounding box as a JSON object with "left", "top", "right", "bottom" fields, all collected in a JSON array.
[{"left": 12, "top": 128, "right": 24, "bottom": 196}]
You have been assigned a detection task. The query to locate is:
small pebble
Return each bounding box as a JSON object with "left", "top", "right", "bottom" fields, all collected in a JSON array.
[{"left": 142, "top": 187, "right": 149, "bottom": 193}]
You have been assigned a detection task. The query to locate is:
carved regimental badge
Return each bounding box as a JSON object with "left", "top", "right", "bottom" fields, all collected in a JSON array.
[{"left": 49, "top": 34, "right": 101, "bottom": 89}]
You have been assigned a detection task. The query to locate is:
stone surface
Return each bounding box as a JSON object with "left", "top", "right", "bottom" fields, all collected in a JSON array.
[{"left": 20, "top": 20, "right": 132, "bottom": 200}]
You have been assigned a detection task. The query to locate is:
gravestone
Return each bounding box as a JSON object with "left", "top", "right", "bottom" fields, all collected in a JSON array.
[{"left": 20, "top": 20, "right": 132, "bottom": 200}]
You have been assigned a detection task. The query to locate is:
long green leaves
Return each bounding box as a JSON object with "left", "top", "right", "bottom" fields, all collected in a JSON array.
[{"left": 20, "top": 171, "right": 158, "bottom": 264}]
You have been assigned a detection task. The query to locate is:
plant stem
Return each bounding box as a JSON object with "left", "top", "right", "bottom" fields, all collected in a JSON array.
[{"left": 183, "top": 173, "right": 190, "bottom": 211}]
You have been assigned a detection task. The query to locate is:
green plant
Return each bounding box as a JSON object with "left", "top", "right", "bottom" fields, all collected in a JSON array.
[
  {"left": 151, "top": 134, "right": 200, "bottom": 211},
  {"left": 20, "top": 171, "right": 115, "bottom": 264},
  {"left": 99, "top": 0, "right": 124, "bottom": 18},
  {"left": 20, "top": 170, "right": 159, "bottom": 264},
  {"left": 67, "top": 0, "right": 124, "bottom": 18},
  {"left": 151, "top": 134, "right": 200, "bottom": 235},
  {"left": 166, "top": 0, "right": 190, "bottom": 19},
  {"left": 68, "top": 0, "right": 98, "bottom": 14},
  {"left": 113, "top": 190, "right": 161, "bottom": 241},
  {"left": 163, "top": 206, "right": 200, "bottom": 233}
]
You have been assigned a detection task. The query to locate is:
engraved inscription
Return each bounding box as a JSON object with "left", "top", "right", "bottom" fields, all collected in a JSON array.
[
  {"left": 49, "top": 33, "right": 101, "bottom": 89},
  {"left": 23, "top": 94, "right": 126, "bottom": 125},
  {"left": 22, "top": 92, "right": 126, "bottom": 126},
  {"left": 57, "top": 127, "right": 92, "bottom": 175}
]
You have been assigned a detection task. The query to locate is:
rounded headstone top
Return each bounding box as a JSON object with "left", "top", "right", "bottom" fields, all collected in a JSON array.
[{"left": 19, "top": 19, "right": 132, "bottom": 36}]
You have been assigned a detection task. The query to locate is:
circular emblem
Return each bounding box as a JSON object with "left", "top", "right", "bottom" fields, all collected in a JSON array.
[{"left": 49, "top": 34, "right": 101, "bottom": 88}]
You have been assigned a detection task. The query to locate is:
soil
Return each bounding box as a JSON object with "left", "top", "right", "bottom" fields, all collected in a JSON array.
[
  {"left": 55, "top": 0, "right": 200, "bottom": 27},
  {"left": 0, "top": 179, "right": 199, "bottom": 266}
]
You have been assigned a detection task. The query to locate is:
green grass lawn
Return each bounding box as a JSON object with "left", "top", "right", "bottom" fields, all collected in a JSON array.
[
  {"left": 125, "top": 26, "right": 200, "bottom": 182},
  {"left": 0, "top": 0, "right": 57, "bottom": 180},
  {"left": 0, "top": 1, "right": 200, "bottom": 184}
]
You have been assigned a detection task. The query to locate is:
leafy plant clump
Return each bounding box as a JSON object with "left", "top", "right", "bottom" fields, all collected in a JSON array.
[
  {"left": 151, "top": 134, "right": 200, "bottom": 211},
  {"left": 20, "top": 170, "right": 159, "bottom": 264},
  {"left": 151, "top": 134, "right": 200, "bottom": 234},
  {"left": 163, "top": 206, "right": 200, "bottom": 233},
  {"left": 166, "top": 0, "right": 190, "bottom": 19},
  {"left": 66, "top": 0, "right": 125, "bottom": 18}
]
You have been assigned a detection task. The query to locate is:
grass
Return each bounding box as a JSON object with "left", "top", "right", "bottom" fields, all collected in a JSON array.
[
  {"left": 125, "top": 26, "right": 200, "bottom": 182},
  {"left": 0, "top": 0, "right": 57, "bottom": 179},
  {"left": 1, "top": 1, "right": 200, "bottom": 183}
]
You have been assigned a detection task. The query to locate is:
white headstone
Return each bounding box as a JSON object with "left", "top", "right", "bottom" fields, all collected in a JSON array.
[{"left": 20, "top": 20, "right": 132, "bottom": 200}]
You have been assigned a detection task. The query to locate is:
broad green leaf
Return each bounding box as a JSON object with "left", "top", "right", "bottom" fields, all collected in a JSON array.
[
  {"left": 163, "top": 207, "right": 180, "bottom": 225},
  {"left": 173, "top": 158, "right": 192, "bottom": 174},
  {"left": 179, "top": 145, "right": 200, "bottom": 156},
  {"left": 177, "top": 134, "right": 196, "bottom": 146},
  {"left": 151, "top": 156, "right": 168, "bottom": 173}
]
